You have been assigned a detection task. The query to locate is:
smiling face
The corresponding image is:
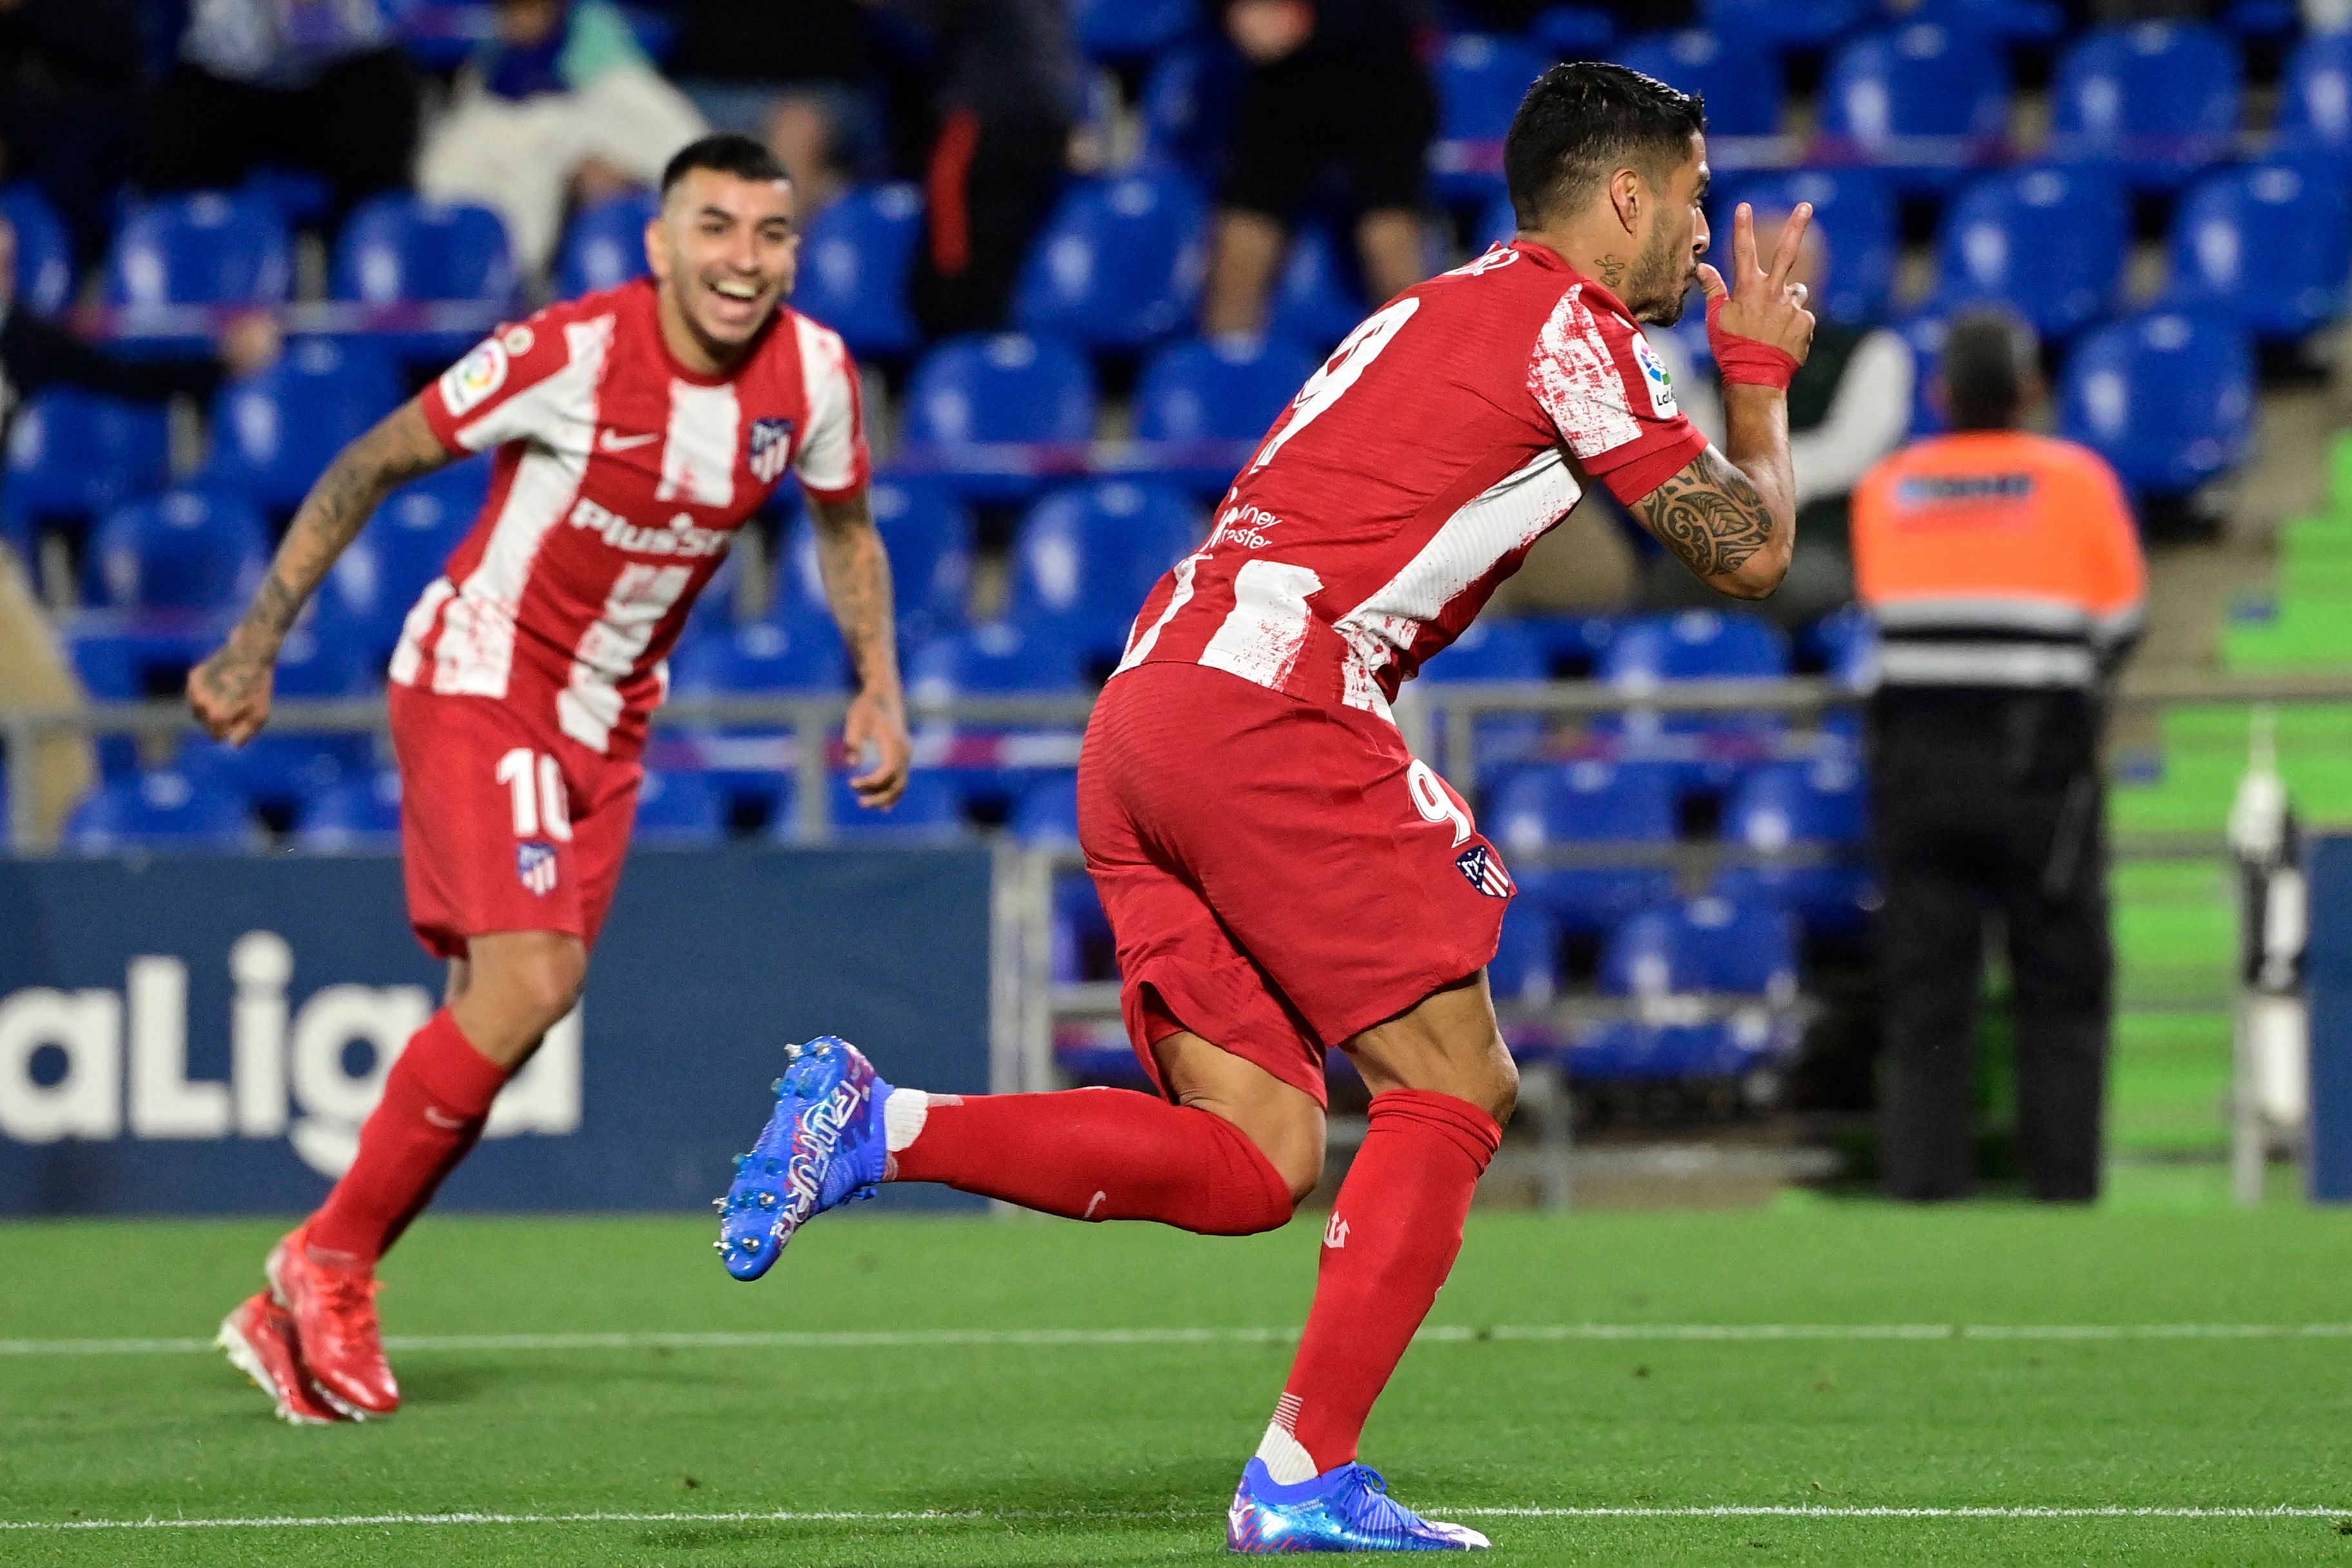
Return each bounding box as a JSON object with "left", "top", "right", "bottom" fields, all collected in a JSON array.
[
  {"left": 1624, "top": 134, "right": 1711, "bottom": 325},
  {"left": 646, "top": 168, "right": 799, "bottom": 370}
]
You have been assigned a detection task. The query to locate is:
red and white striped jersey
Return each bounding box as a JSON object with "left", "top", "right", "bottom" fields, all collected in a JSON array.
[
  {"left": 1116, "top": 240, "right": 1705, "bottom": 717},
  {"left": 393, "top": 278, "right": 868, "bottom": 757}
]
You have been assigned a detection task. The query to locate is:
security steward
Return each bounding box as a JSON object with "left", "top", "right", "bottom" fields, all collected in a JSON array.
[{"left": 1851, "top": 310, "right": 2146, "bottom": 1203}]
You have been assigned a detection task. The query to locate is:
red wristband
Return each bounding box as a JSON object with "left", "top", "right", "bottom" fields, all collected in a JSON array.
[{"left": 1706, "top": 293, "right": 1802, "bottom": 391}]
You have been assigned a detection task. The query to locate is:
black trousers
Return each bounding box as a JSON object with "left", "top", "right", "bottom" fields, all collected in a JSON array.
[
  {"left": 911, "top": 111, "right": 1069, "bottom": 341},
  {"left": 1868, "top": 689, "right": 2114, "bottom": 1202},
  {"left": 142, "top": 48, "right": 421, "bottom": 219}
]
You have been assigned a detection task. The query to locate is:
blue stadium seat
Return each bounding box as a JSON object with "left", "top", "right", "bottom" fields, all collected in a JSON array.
[
  {"left": 1816, "top": 24, "right": 2011, "bottom": 191},
  {"left": 1701, "top": 0, "right": 1871, "bottom": 53},
  {"left": 0, "top": 184, "right": 75, "bottom": 315},
  {"left": 1417, "top": 617, "right": 1549, "bottom": 769},
  {"left": 2166, "top": 163, "right": 2351, "bottom": 344},
  {"left": 182, "top": 621, "right": 380, "bottom": 811},
  {"left": 2058, "top": 312, "right": 2254, "bottom": 497},
  {"left": 1431, "top": 35, "right": 1555, "bottom": 202},
  {"left": 554, "top": 189, "right": 659, "bottom": 297},
  {"left": 323, "top": 458, "right": 490, "bottom": 663},
  {"left": 1490, "top": 760, "right": 1680, "bottom": 934},
  {"left": 1008, "top": 481, "right": 1205, "bottom": 664},
  {"left": 1602, "top": 895, "right": 1799, "bottom": 1001},
  {"left": 1615, "top": 32, "right": 1786, "bottom": 144},
  {"left": 794, "top": 183, "right": 922, "bottom": 357},
  {"left": 106, "top": 191, "right": 293, "bottom": 307},
  {"left": 294, "top": 769, "right": 402, "bottom": 851},
  {"left": 1932, "top": 166, "right": 2128, "bottom": 338},
  {"left": 1710, "top": 756, "right": 1873, "bottom": 937},
  {"left": 202, "top": 336, "right": 406, "bottom": 513},
  {"left": 633, "top": 768, "right": 728, "bottom": 845},
  {"left": 332, "top": 195, "right": 516, "bottom": 306},
  {"left": 1601, "top": 610, "right": 1791, "bottom": 684},
  {"left": 908, "top": 621, "right": 1089, "bottom": 698},
  {"left": 821, "top": 768, "right": 965, "bottom": 841},
  {"left": 1074, "top": 0, "right": 1196, "bottom": 61},
  {"left": 1566, "top": 1014, "right": 1787, "bottom": 1081},
  {"left": 64, "top": 769, "right": 260, "bottom": 851},
  {"left": 88, "top": 490, "right": 267, "bottom": 610},
  {"left": 2277, "top": 33, "right": 2352, "bottom": 167},
  {"left": 669, "top": 610, "right": 850, "bottom": 696},
  {"left": 1139, "top": 41, "right": 1243, "bottom": 180},
  {"left": 1893, "top": 311, "right": 1950, "bottom": 436},
  {"left": 1535, "top": 6, "right": 1616, "bottom": 54},
  {"left": 1901, "top": 0, "right": 2065, "bottom": 46},
  {"left": 1488, "top": 902, "right": 1561, "bottom": 1010},
  {"left": 1011, "top": 769, "right": 1081, "bottom": 846},
  {"left": 1807, "top": 603, "right": 1878, "bottom": 690},
  {"left": 2050, "top": 22, "right": 2242, "bottom": 191},
  {"left": 1266, "top": 225, "right": 1370, "bottom": 354},
  {"left": 1720, "top": 169, "right": 1897, "bottom": 324},
  {"left": 1, "top": 390, "right": 171, "bottom": 554},
  {"left": 772, "top": 474, "right": 976, "bottom": 637},
  {"left": 900, "top": 333, "right": 1098, "bottom": 503},
  {"left": 1015, "top": 170, "right": 1209, "bottom": 350},
  {"left": 1134, "top": 334, "right": 1318, "bottom": 488}
]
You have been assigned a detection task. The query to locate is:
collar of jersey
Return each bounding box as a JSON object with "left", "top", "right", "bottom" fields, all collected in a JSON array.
[{"left": 1507, "top": 239, "right": 1640, "bottom": 322}]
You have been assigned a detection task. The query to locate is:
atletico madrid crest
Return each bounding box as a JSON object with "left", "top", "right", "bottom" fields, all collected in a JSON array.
[
  {"left": 748, "top": 417, "right": 795, "bottom": 483},
  {"left": 1455, "top": 843, "right": 1513, "bottom": 898},
  {"left": 518, "top": 840, "right": 560, "bottom": 896}
]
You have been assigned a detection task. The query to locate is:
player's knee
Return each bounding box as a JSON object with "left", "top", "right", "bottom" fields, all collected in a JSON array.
[
  {"left": 1268, "top": 1140, "right": 1325, "bottom": 1208},
  {"left": 500, "top": 943, "right": 587, "bottom": 1034},
  {"left": 1479, "top": 1043, "right": 1521, "bottom": 1128}
]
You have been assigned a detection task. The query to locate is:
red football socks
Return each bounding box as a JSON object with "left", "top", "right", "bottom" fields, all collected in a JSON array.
[
  {"left": 306, "top": 1009, "right": 510, "bottom": 1266},
  {"left": 888, "top": 1088, "right": 1296, "bottom": 1235},
  {"left": 1268, "top": 1089, "right": 1502, "bottom": 1476}
]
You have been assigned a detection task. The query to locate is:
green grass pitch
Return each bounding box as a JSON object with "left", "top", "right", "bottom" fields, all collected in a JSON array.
[{"left": 8, "top": 1203, "right": 2352, "bottom": 1565}]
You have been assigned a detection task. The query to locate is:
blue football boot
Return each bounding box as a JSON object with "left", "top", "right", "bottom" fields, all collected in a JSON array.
[
  {"left": 1227, "top": 1458, "right": 1490, "bottom": 1553},
  {"left": 715, "top": 1037, "right": 893, "bottom": 1281}
]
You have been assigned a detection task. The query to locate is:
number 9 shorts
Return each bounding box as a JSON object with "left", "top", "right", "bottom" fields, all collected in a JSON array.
[{"left": 1077, "top": 661, "right": 1512, "bottom": 1108}]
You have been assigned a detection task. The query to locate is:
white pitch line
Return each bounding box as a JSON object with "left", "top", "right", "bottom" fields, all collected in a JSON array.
[
  {"left": 10, "top": 1322, "right": 2352, "bottom": 1357},
  {"left": 6, "top": 1505, "right": 2352, "bottom": 1533}
]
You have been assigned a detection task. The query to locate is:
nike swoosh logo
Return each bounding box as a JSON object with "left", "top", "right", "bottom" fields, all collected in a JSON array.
[
  {"left": 599, "top": 430, "right": 659, "bottom": 452},
  {"left": 422, "top": 1107, "right": 469, "bottom": 1130}
]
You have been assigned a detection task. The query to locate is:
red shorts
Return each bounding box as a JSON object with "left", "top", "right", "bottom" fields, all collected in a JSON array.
[
  {"left": 388, "top": 684, "right": 643, "bottom": 961},
  {"left": 1077, "top": 661, "right": 1511, "bottom": 1108}
]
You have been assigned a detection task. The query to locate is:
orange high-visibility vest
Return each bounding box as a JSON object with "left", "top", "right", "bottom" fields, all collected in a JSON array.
[{"left": 1851, "top": 430, "right": 2147, "bottom": 690}]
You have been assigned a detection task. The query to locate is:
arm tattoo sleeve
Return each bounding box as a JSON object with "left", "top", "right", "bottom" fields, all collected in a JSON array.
[
  {"left": 233, "top": 400, "right": 449, "bottom": 645},
  {"left": 809, "top": 492, "right": 902, "bottom": 693},
  {"left": 1631, "top": 447, "right": 1776, "bottom": 581}
]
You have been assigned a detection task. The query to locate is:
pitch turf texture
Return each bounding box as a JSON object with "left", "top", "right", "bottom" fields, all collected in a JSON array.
[{"left": 9, "top": 1207, "right": 2352, "bottom": 1565}]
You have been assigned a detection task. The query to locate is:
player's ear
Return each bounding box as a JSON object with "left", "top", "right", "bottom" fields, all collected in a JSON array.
[
  {"left": 1609, "top": 166, "right": 1644, "bottom": 236},
  {"left": 643, "top": 208, "right": 672, "bottom": 285}
]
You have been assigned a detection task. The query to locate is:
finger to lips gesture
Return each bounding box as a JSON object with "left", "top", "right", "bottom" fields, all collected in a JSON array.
[{"left": 1696, "top": 202, "right": 1817, "bottom": 363}]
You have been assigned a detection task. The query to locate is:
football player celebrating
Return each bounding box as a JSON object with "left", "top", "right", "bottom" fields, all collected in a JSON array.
[
  {"left": 716, "top": 63, "right": 1813, "bottom": 1553},
  {"left": 192, "top": 134, "right": 911, "bottom": 1423}
]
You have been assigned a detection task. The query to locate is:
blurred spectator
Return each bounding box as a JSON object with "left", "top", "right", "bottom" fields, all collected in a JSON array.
[
  {"left": 668, "top": 0, "right": 878, "bottom": 219},
  {"left": 144, "top": 0, "right": 421, "bottom": 219},
  {"left": 417, "top": 0, "right": 707, "bottom": 279},
  {"left": 1199, "top": 0, "right": 1437, "bottom": 338},
  {"left": 0, "top": 211, "right": 281, "bottom": 436},
  {"left": 0, "top": 0, "right": 145, "bottom": 263},
  {"left": 1647, "top": 207, "right": 1913, "bottom": 626},
  {"left": 1851, "top": 310, "right": 2144, "bottom": 1205},
  {"left": 891, "top": 0, "right": 1081, "bottom": 338}
]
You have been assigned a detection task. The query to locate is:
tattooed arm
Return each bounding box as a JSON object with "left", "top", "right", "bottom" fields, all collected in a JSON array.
[
  {"left": 1631, "top": 398, "right": 1797, "bottom": 601},
  {"left": 808, "top": 490, "right": 912, "bottom": 808},
  {"left": 187, "top": 398, "right": 453, "bottom": 744}
]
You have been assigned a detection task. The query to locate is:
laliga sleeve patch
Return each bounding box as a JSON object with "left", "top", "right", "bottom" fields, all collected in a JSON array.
[
  {"left": 438, "top": 338, "right": 510, "bottom": 418},
  {"left": 1630, "top": 333, "right": 1679, "bottom": 418}
]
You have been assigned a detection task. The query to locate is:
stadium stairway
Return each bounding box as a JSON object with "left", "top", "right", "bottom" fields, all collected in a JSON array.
[{"left": 2104, "top": 363, "right": 2352, "bottom": 1177}]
